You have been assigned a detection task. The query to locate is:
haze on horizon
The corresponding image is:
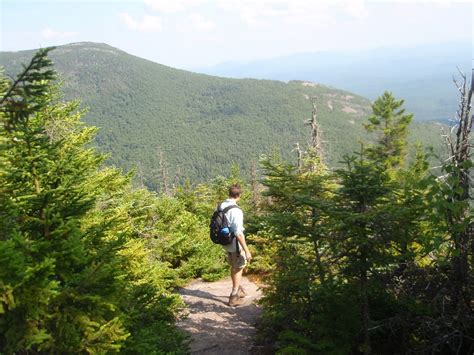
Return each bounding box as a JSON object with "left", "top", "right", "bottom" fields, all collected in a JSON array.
[{"left": 1, "top": 0, "right": 472, "bottom": 70}]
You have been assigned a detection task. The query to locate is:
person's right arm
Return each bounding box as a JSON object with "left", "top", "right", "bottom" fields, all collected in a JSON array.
[
  {"left": 236, "top": 233, "right": 252, "bottom": 261},
  {"left": 233, "top": 209, "right": 252, "bottom": 260}
]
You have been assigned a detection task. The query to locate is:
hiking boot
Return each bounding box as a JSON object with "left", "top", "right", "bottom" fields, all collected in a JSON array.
[
  {"left": 228, "top": 294, "right": 244, "bottom": 307},
  {"left": 238, "top": 286, "right": 247, "bottom": 298}
]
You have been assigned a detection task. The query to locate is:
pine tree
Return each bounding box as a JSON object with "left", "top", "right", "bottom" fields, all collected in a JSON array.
[
  {"left": 257, "top": 92, "right": 436, "bottom": 354},
  {"left": 330, "top": 152, "right": 391, "bottom": 355},
  {"left": 364, "top": 91, "right": 413, "bottom": 169},
  {"left": 419, "top": 70, "right": 474, "bottom": 353},
  {"left": 0, "top": 48, "right": 128, "bottom": 352},
  {"left": 0, "top": 49, "right": 188, "bottom": 353},
  {"left": 257, "top": 107, "right": 342, "bottom": 353}
]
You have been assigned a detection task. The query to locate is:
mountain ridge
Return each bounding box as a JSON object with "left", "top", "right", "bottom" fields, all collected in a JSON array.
[
  {"left": 195, "top": 41, "right": 471, "bottom": 122},
  {"left": 0, "top": 42, "right": 445, "bottom": 188}
]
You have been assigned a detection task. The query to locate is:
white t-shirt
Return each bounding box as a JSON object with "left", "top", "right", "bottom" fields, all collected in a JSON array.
[{"left": 219, "top": 198, "right": 244, "bottom": 253}]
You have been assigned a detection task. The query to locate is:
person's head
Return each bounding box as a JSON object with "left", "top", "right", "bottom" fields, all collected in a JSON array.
[{"left": 228, "top": 184, "right": 242, "bottom": 200}]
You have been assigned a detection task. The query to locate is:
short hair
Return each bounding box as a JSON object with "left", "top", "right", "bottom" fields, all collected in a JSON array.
[{"left": 228, "top": 184, "right": 242, "bottom": 198}]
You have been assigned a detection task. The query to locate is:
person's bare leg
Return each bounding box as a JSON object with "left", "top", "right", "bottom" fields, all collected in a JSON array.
[
  {"left": 228, "top": 266, "right": 245, "bottom": 306},
  {"left": 231, "top": 266, "right": 243, "bottom": 292}
]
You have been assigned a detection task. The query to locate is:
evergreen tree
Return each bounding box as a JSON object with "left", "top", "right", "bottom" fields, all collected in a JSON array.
[
  {"left": 0, "top": 49, "right": 188, "bottom": 353},
  {"left": 364, "top": 91, "right": 413, "bottom": 169},
  {"left": 256, "top": 93, "right": 438, "bottom": 354},
  {"left": 0, "top": 47, "right": 127, "bottom": 352},
  {"left": 417, "top": 70, "right": 474, "bottom": 353}
]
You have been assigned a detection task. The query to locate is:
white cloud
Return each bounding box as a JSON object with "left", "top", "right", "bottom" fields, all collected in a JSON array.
[
  {"left": 41, "top": 27, "right": 77, "bottom": 40},
  {"left": 345, "top": 0, "right": 369, "bottom": 19},
  {"left": 216, "top": 0, "right": 289, "bottom": 24},
  {"left": 144, "top": 0, "right": 208, "bottom": 13},
  {"left": 141, "top": 0, "right": 371, "bottom": 28},
  {"left": 120, "top": 13, "right": 163, "bottom": 32},
  {"left": 215, "top": 0, "right": 369, "bottom": 25},
  {"left": 187, "top": 14, "right": 216, "bottom": 32}
]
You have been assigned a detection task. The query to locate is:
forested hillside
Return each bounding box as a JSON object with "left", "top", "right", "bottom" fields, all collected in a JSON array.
[
  {"left": 0, "top": 43, "right": 444, "bottom": 188},
  {"left": 1, "top": 47, "right": 472, "bottom": 355}
]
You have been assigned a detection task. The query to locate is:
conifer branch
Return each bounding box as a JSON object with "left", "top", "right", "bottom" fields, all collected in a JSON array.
[{"left": 1, "top": 47, "right": 56, "bottom": 129}]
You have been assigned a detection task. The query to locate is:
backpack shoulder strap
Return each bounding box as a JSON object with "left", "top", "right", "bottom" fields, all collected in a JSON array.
[
  {"left": 221, "top": 204, "right": 241, "bottom": 253},
  {"left": 222, "top": 205, "right": 240, "bottom": 213}
]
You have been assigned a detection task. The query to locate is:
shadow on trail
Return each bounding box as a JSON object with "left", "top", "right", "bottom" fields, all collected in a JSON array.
[
  {"left": 180, "top": 287, "right": 261, "bottom": 323},
  {"left": 180, "top": 287, "right": 228, "bottom": 306}
]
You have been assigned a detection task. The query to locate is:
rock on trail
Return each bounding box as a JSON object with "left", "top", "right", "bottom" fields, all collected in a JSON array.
[{"left": 177, "top": 276, "right": 263, "bottom": 354}]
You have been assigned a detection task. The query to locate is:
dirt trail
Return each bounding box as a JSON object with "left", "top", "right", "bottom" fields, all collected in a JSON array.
[{"left": 177, "top": 276, "right": 263, "bottom": 354}]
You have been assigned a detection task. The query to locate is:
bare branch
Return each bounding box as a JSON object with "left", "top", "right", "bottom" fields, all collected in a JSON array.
[
  {"left": 292, "top": 142, "right": 302, "bottom": 170},
  {"left": 304, "top": 99, "right": 324, "bottom": 166}
]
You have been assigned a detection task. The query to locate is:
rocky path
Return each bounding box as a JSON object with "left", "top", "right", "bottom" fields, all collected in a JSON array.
[{"left": 177, "top": 276, "right": 263, "bottom": 354}]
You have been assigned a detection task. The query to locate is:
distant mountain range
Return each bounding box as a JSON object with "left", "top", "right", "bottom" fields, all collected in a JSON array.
[
  {"left": 0, "top": 42, "right": 446, "bottom": 188},
  {"left": 196, "top": 42, "right": 471, "bottom": 122}
]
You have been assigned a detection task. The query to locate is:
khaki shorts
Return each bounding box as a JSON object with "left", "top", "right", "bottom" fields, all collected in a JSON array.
[{"left": 227, "top": 251, "right": 247, "bottom": 269}]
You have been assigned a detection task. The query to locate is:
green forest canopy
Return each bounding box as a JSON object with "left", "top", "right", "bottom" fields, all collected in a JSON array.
[{"left": 0, "top": 42, "right": 446, "bottom": 189}]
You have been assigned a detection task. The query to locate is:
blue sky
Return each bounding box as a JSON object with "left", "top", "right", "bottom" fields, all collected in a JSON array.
[{"left": 1, "top": 0, "right": 472, "bottom": 69}]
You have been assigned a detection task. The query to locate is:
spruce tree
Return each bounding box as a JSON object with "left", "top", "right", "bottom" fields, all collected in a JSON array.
[
  {"left": 364, "top": 91, "right": 413, "bottom": 169},
  {"left": 419, "top": 70, "right": 474, "bottom": 353},
  {"left": 0, "top": 47, "right": 131, "bottom": 352},
  {"left": 257, "top": 92, "right": 435, "bottom": 354},
  {"left": 0, "top": 49, "right": 187, "bottom": 353}
]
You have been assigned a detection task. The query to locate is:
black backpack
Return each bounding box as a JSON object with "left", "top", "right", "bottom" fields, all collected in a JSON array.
[{"left": 209, "top": 204, "right": 240, "bottom": 245}]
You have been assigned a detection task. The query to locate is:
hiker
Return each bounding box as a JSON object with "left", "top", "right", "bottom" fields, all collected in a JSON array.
[{"left": 219, "top": 184, "right": 252, "bottom": 306}]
